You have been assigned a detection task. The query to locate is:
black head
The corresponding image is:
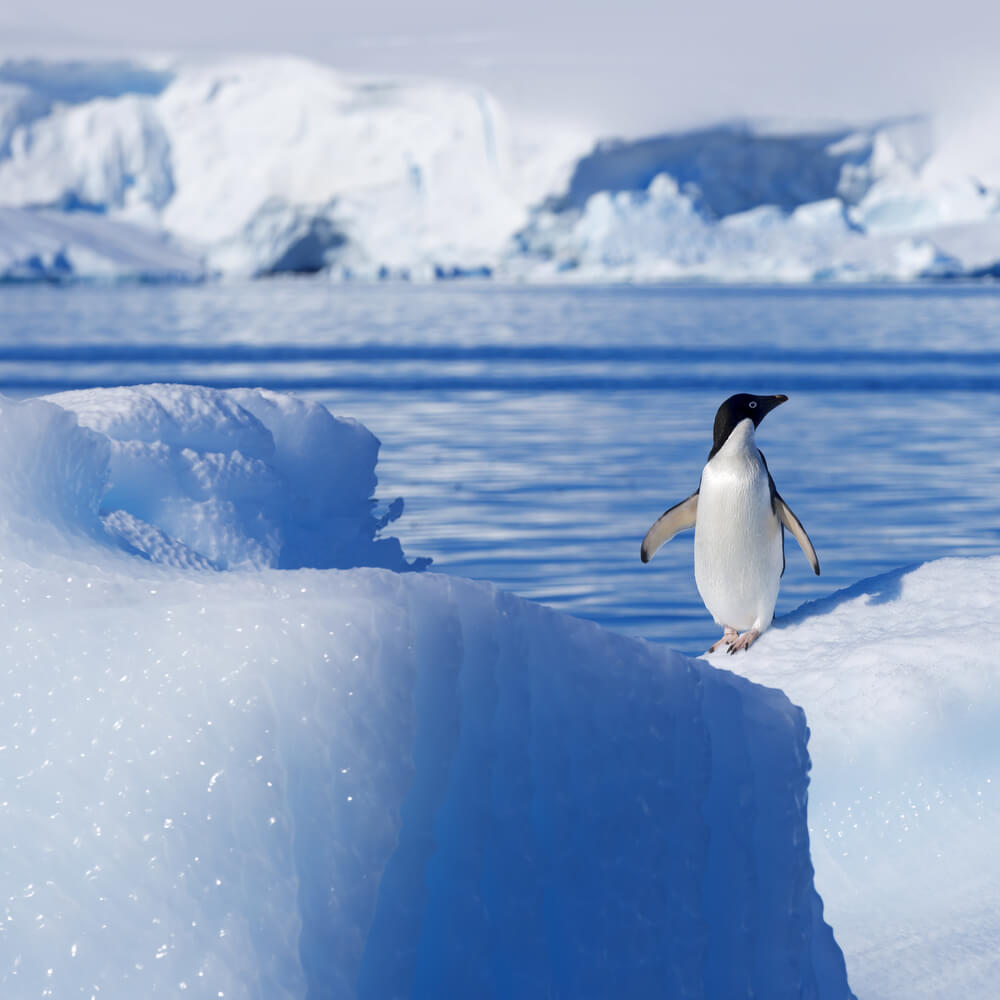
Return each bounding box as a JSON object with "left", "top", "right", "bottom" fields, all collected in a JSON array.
[{"left": 709, "top": 393, "right": 788, "bottom": 459}]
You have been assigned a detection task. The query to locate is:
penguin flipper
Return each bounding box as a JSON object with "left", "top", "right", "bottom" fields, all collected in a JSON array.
[
  {"left": 774, "top": 495, "right": 820, "bottom": 575},
  {"left": 641, "top": 491, "right": 698, "bottom": 563}
]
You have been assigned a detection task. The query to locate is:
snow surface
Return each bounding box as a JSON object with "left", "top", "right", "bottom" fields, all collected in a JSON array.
[
  {"left": 1, "top": 56, "right": 999, "bottom": 282},
  {"left": 0, "top": 385, "right": 854, "bottom": 998},
  {"left": 708, "top": 558, "right": 1000, "bottom": 999}
]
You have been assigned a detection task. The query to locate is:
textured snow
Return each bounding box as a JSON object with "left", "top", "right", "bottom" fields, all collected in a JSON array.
[
  {"left": 2, "top": 55, "right": 999, "bottom": 282},
  {"left": 708, "top": 557, "right": 1000, "bottom": 1000},
  {"left": 41, "top": 384, "right": 420, "bottom": 572},
  {"left": 0, "top": 385, "right": 854, "bottom": 998}
]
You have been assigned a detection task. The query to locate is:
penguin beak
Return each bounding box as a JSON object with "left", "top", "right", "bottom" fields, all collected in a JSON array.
[{"left": 756, "top": 394, "right": 788, "bottom": 422}]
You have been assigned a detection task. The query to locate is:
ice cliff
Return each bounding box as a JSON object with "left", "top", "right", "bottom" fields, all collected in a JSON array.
[
  {"left": 1, "top": 55, "right": 998, "bottom": 282},
  {"left": 0, "top": 386, "right": 854, "bottom": 998},
  {"left": 0, "top": 55, "right": 584, "bottom": 281}
]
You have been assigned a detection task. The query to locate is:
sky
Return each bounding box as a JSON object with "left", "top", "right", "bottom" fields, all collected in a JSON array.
[{"left": 3, "top": 0, "right": 1000, "bottom": 136}]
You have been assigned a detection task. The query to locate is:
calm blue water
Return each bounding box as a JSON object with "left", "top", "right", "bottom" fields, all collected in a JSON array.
[{"left": 2, "top": 280, "right": 999, "bottom": 654}]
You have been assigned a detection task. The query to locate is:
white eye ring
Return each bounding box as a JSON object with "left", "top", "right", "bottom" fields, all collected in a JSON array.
[{"left": 749, "top": 401, "right": 757, "bottom": 409}]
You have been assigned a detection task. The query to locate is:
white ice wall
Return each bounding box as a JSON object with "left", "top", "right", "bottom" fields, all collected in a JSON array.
[
  {"left": 0, "top": 56, "right": 588, "bottom": 279},
  {"left": 2, "top": 56, "right": 998, "bottom": 282}
]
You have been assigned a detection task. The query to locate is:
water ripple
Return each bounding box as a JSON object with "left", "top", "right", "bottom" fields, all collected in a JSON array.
[{"left": 0, "top": 343, "right": 996, "bottom": 394}]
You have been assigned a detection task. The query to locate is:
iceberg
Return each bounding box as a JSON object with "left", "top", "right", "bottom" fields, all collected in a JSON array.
[
  {"left": 0, "top": 55, "right": 587, "bottom": 280},
  {"left": 0, "top": 385, "right": 853, "bottom": 998},
  {"left": 2, "top": 55, "right": 999, "bottom": 282},
  {"left": 511, "top": 118, "right": 1000, "bottom": 282}
]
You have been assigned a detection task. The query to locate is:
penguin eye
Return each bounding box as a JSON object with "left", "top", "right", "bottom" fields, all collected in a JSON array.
[{"left": 748, "top": 401, "right": 757, "bottom": 409}]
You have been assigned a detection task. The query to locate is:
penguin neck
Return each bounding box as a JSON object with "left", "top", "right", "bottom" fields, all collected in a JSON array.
[{"left": 708, "top": 418, "right": 758, "bottom": 465}]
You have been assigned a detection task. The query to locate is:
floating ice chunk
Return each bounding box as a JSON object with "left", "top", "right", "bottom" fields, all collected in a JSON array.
[{"left": 0, "top": 382, "right": 854, "bottom": 997}]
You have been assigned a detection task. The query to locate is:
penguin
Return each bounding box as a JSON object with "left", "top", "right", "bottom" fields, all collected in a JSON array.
[{"left": 640, "top": 393, "right": 820, "bottom": 654}]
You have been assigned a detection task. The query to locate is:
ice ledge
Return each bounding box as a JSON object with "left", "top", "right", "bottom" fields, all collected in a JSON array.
[
  {"left": 0, "top": 552, "right": 853, "bottom": 998},
  {"left": 708, "top": 555, "right": 1000, "bottom": 999}
]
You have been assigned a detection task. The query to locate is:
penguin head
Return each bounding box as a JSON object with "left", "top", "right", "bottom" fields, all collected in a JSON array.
[{"left": 710, "top": 393, "right": 788, "bottom": 458}]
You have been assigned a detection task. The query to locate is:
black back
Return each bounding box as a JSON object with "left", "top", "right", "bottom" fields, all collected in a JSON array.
[
  {"left": 759, "top": 450, "right": 787, "bottom": 577},
  {"left": 708, "top": 393, "right": 788, "bottom": 460}
]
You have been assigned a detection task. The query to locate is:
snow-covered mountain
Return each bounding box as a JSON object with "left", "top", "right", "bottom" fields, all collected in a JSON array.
[{"left": 1, "top": 54, "right": 998, "bottom": 282}]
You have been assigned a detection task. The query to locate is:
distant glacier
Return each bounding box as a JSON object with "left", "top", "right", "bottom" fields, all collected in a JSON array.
[{"left": 1, "top": 54, "right": 998, "bottom": 282}]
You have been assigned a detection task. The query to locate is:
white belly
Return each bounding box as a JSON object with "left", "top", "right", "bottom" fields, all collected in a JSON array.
[{"left": 694, "top": 447, "right": 783, "bottom": 632}]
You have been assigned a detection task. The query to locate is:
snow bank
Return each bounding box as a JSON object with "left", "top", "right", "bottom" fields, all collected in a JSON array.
[
  {"left": 3, "top": 56, "right": 999, "bottom": 282},
  {"left": 709, "top": 557, "right": 1000, "bottom": 999},
  {"left": 0, "top": 385, "right": 853, "bottom": 998}
]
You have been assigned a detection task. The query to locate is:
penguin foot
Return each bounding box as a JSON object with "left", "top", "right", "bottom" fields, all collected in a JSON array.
[
  {"left": 708, "top": 627, "right": 739, "bottom": 653},
  {"left": 727, "top": 628, "right": 761, "bottom": 654}
]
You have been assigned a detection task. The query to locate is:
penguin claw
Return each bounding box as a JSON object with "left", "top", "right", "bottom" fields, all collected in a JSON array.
[
  {"left": 726, "top": 629, "right": 761, "bottom": 654},
  {"left": 708, "top": 627, "right": 739, "bottom": 653}
]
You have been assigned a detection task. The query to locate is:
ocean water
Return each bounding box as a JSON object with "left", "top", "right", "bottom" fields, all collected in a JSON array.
[{"left": 2, "top": 280, "right": 999, "bottom": 654}]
